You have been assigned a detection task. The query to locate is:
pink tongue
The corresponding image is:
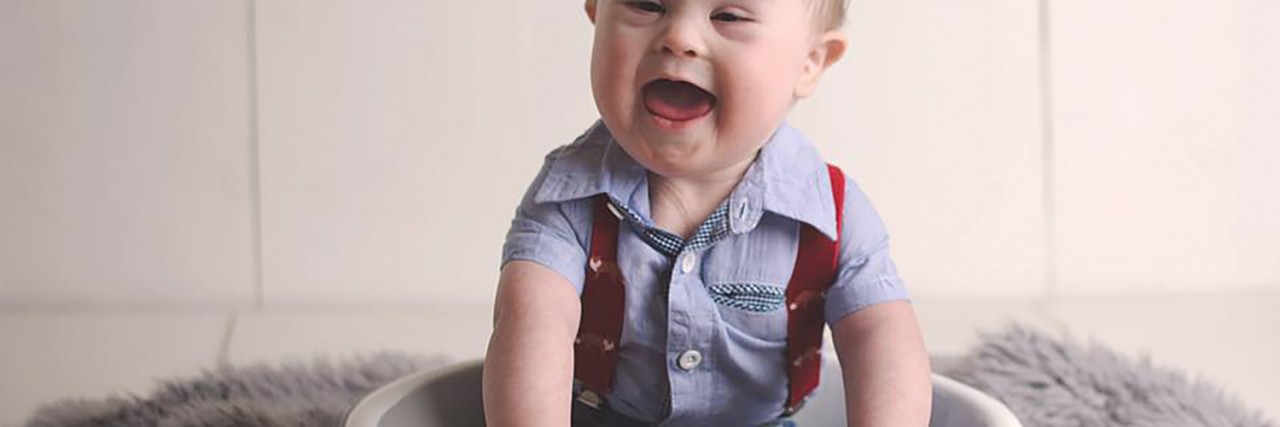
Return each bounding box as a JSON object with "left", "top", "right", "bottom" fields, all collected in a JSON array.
[{"left": 644, "top": 80, "right": 715, "bottom": 121}]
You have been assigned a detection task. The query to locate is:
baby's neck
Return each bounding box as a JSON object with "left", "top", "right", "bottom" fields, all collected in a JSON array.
[{"left": 648, "top": 158, "right": 753, "bottom": 240}]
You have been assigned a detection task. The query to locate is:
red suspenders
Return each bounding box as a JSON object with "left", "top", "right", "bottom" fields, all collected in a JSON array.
[
  {"left": 785, "top": 164, "right": 845, "bottom": 413},
  {"left": 573, "top": 196, "right": 626, "bottom": 399},
  {"left": 573, "top": 164, "right": 847, "bottom": 415}
]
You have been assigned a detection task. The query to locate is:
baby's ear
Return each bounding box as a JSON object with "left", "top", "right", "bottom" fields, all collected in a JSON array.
[
  {"left": 795, "top": 30, "right": 848, "bottom": 98},
  {"left": 585, "top": 0, "right": 598, "bottom": 24}
]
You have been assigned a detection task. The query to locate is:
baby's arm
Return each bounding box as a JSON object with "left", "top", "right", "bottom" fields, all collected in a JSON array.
[
  {"left": 832, "top": 300, "right": 932, "bottom": 427},
  {"left": 483, "top": 260, "right": 582, "bottom": 427}
]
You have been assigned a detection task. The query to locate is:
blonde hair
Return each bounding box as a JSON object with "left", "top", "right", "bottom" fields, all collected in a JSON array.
[{"left": 811, "top": 0, "right": 849, "bottom": 31}]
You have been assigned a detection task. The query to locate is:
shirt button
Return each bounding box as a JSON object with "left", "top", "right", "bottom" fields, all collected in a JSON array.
[
  {"left": 738, "top": 198, "right": 750, "bottom": 222},
  {"left": 677, "top": 350, "right": 703, "bottom": 371},
  {"left": 680, "top": 253, "right": 697, "bottom": 274}
]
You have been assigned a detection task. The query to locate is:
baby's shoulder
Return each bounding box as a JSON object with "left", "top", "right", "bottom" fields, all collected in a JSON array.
[
  {"left": 528, "top": 121, "right": 647, "bottom": 207},
  {"left": 542, "top": 121, "right": 613, "bottom": 164}
]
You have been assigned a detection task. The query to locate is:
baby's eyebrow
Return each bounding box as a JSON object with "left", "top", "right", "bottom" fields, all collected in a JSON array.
[{"left": 723, "top": 0, "right": 771, "bottom": 10}]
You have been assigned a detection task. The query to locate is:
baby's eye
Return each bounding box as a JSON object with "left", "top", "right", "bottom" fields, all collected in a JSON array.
[
  {"left": 626, "top": 1, "right": 665, "bottom": 14},
  {"left": 711, "top": 11, "right": 748, "bottom": 22}
]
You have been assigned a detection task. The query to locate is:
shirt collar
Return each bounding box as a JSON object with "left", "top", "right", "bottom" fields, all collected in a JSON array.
[
  {"left": 534, "top": 121, "right": 648, "bottom": 212},
  {"left": 534, "top": 120, "right": 839, "bottom": 240}
]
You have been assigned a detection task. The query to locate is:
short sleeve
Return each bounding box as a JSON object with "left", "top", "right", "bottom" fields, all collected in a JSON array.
[
  {"left": 501, "top": 157, "right": 590, "bottom": 295},
  {"left": 823, "top": 177, "right": 911, "bottom": 325}
]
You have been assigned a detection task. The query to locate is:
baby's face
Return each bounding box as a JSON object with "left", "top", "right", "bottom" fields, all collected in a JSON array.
[{"left": 587, "top": 0, "right": 838, "bottom": 179}]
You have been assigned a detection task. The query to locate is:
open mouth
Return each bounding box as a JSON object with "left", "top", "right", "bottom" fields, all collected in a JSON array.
[{"left": 642, "top": 79, "right": 717, "bottom": 124}]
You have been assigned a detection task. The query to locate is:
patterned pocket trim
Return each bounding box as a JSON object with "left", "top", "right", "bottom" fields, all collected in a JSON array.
[{"left": 707, "top": 283, "right": 786, "bottom": 313}]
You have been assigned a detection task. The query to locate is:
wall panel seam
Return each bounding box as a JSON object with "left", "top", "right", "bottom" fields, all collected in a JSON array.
[
  {"left": 246, "top": 0, "right": 265, "bottom": 310},
  {"left": 1038, "top": 0, "right": 1059, "bottom": 301}
]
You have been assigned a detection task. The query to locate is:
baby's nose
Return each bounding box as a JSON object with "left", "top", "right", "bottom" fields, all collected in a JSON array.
[{"left": 657, "top": 19, "right": 705, "bottom": 57}]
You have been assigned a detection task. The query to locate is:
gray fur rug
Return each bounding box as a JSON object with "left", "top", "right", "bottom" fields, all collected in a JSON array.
[
  {"left": 936, "top": 327, "right": 1275, "bottom": 427},
  {"left": 24, "top": 326, "right": 1276, "bottom": 427},
  {"left": 23, "top": 353, "right": 446, "bottom": 427}
]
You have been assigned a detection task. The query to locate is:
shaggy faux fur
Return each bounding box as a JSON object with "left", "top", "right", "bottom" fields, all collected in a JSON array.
[
  {"left": 24, "top": 353, "right": 445, "bottom": 427},
  {"left": 939, "top": 326, "right": 1276, "bottom": 427},
  {"left": 24, "top": 326, "right": 1276, "bottom": 427}
]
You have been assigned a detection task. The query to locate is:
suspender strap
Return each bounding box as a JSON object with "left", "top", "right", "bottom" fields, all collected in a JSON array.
[
  {"left": 784, "top": 164, "right": 845, "bottom": 413},
  {"left": 574, "top": 196, "right": 626, "bottom": 397}
]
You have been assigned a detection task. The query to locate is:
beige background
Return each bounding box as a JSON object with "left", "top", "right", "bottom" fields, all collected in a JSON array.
[{"left": 1, "top": 0, "right": 1279, "bottom": 423}]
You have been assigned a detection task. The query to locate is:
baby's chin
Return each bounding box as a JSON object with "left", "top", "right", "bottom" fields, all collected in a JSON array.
[
  {"left": 602, "top": 107, "right": 765, "bottom": 176},
  {"left": 618, "top": 135, "right": 757, "bottom": 181},
  {"left": 613, "top": 135, "right": 701, "bottom": 175}
]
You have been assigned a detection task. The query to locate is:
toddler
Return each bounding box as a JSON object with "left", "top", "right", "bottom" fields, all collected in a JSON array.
[{"left": 484, "top": 0, "right": 932, "bottom": 425}]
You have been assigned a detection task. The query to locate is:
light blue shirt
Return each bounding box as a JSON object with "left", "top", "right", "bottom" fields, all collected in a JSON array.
[{"left": 501, "top": 121, "right": 911, "bottom": 426}]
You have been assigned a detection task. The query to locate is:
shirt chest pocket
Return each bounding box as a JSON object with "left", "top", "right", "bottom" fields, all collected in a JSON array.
[{"left": 706, "top": 282, "right": 789, "bottom": 344}]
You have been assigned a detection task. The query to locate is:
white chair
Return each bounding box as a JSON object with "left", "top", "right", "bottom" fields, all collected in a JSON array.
[{"left": 344, "top": 358, "right": 1022, "bottom": 427}]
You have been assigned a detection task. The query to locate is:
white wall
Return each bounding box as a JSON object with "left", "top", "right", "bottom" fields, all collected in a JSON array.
[
  {"left": 1050, "top": 0, "right": 1280, "bottom": 294},
  {"left": 1, "top": 0, "right": 1277, "bottom": 308},
  {"left": 1, "top": 1, "right": 257, "bottom": 307}
]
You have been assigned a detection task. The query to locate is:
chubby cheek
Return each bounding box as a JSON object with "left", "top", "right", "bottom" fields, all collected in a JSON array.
[
  {"left": 590, "top": 31, "right": 643, "bottom": 133},
  {"left": 717, "top": 59, "right": 798, "bottom": 145}
]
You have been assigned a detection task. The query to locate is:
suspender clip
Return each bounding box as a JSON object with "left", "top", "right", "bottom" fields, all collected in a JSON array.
[{"left": 576, "top": 389, "right": 604, "bottom": 410}]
